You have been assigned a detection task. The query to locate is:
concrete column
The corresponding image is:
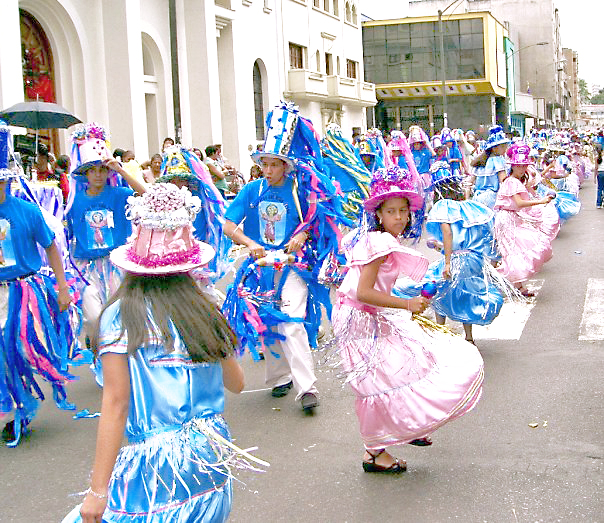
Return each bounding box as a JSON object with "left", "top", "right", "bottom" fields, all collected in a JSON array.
[
  {"left": 0, "top": 0, "right": 24, "bottom": 111},
  {"left": 100, "top": 0, "right": 148, "bottom": 159},
  {"left": 180, "top": 0, "right": 222, "bottom": 148}
]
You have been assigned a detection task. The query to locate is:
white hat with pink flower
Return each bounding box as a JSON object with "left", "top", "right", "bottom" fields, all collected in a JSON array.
[{"left": 110, "top": 183, "right": 215, "bottom": 274}]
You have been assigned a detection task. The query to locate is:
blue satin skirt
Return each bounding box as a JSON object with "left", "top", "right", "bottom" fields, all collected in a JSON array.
[{"left": 428, "top": 251, "right": 504, "bottom": 325}]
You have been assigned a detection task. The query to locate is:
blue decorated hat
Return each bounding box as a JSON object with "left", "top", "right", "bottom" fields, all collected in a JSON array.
[
  {"left": 0, "top": 122, "right": 20, "bottom": 181},
  {"left": 484, "top": 125, "right": 510, "bottom": 151},
  {"left": 251, "top": 102, "right": 298, "bottom": 173}
]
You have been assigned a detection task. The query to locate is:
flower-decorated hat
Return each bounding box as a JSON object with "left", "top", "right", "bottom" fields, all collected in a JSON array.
[
  {"left": 507, "top": 143, "right": 533, "bottom": 165},
  {"left": 484, "top": 125, "right": 510, "bottom": 151},
  {"left": 0, "top": 122, "right": 21, "bottom": 181},
  {"left": 70, "top": 123, "right": 113, "bottom": 176},
  {"left": 364, "top": 166, "right": 423, "bottom": 212},
  {"left": 251, "top": 101, "right": 298, "bottom": 173},
  {"left": 157, "top": 145, "right": 201, "bottom": 184},
  {"left": 110, "top": 183, "right": 215, "bottom": 274}
]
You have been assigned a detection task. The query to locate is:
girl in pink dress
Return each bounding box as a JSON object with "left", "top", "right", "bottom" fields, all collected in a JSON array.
[
  {"left": 494, "top": 145, "right": 555, "bottom": 297},
  {"left": 332, "top": 166, "right": 484, "bottom": 473}
]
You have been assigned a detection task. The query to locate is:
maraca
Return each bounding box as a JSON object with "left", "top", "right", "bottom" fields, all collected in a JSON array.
[{"left": 421, "top": 281, "right": 437, "bottom": 299}]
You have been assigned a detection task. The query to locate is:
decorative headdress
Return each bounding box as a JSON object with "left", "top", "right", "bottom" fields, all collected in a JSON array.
[
  {"left": 0, "top": 122, "right": 21, "bottom": 181},
  {"left": 110, "top": 183, "right": 215, "bottom": 274},
  {"left": 364, "top": 166, "right": 424, "bottom": 212},
  {"left": 251, "top": 101, "right": 298, "bottom": 173},
  {"left": 69, "top": 123, "right": 112, "bottom": 176},
  {"left": 506, "top": 143, "right": 533, "bottom": 165},
  {"left": 431, "top": 134, "right": 445, "bottom": 150},
  {"left": 484, "top": 125, "right": 510, "bottom": 151},
  {"left": 158, "top": 145, "right": 206, "bottom": 184}
]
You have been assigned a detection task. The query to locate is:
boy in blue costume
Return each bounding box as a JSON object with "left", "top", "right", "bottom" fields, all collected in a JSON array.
[
  {"left": 223, "top": 102, "right": 351, "bottom": 412},
  {"left": 0, "top": 123, "right": 78, "bottom": 446},
  {"left": 66, "top": 124, "right": 146, "bottom": 343}
]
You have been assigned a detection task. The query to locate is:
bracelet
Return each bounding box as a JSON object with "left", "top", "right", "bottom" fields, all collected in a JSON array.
[{"left": 85, "top": 487, "right": 108, "bottom": 500}]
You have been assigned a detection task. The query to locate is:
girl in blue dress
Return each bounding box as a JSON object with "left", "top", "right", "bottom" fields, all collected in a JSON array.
[{"left": 64, "top": 184, "right": 263, "bottom": 523}]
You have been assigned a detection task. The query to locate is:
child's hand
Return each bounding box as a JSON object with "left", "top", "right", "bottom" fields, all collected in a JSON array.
[
  {"left": 442, "top": 262, "right": 452, "bottom": 280},
  {"left": 57, "top": 287, "right": 72, "bottom": 312},
  {"left": 406, "top": 296, "right": 430, "bottom": 314},
  {"left": 80, "top": 492, "right": 107, "bottom": 523}
]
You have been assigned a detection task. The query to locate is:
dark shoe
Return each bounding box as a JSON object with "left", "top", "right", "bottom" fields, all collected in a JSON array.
[
  {"left": 520, "top": 288, "right": 535, "bottom": 298},
  {"left": 300, "top": 392, "right": 319, "bottom": 411},
  {"left": 1, "top": 420, "right": 15, "bottom": 442},
  {"left": 408, "top": 437, "right": 433, "bottom": 447},
  {"left": 465, "top": 338, "right": 477, "bottom": 346},
  {"left": 363, "top": 449, "right": 407, "bottom": 473},
  {"left": 271, "top": 381, "right": 293, "bottom": 398}
]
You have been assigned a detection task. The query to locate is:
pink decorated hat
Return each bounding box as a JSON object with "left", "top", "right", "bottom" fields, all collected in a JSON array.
[
  {"left": 364, "top": 166, "right": 423, "bottom": 212},
  {"left": 507, "top": 143, "right": 533, "bottom": 165},
  {"left": 110, "top": 183, "right": 215, "bottom": 274},
  {"left": 70, "top": 123, "right": 113, "bottom": 176}
]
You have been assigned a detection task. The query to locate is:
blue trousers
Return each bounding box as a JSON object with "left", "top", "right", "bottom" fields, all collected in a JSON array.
[{"left": 597, "top": 171, "right": 604, "bottom": 207}]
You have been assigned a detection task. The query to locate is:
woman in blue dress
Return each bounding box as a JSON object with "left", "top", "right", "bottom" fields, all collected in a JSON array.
[{"left": 63, "top": 183, "right": 263, "bottom": 523}]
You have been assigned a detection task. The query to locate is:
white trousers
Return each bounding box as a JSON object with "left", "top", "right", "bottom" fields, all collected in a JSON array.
[{"left": 264, "top": 270, "right": 318, "bottom": 401}]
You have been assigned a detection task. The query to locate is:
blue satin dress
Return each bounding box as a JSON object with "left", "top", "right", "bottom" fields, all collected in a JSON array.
[
  {"left": 472, "top": 155, "right": 506, "bottom": 209},
  {"left": 425, "top": 199, "right": 503, "bottom": 325},
  {"left": 63, "top": 301, "right": 233, "bottom": 523}
]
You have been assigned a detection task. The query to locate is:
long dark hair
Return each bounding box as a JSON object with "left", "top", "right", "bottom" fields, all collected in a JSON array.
[{"left": 91, "top": 272, "right": 237, "bottom": 363}]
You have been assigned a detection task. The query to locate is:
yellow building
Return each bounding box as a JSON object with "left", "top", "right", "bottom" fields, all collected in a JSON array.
[{"left": 362, "top": 11, "right": 508, "bottom": 134}]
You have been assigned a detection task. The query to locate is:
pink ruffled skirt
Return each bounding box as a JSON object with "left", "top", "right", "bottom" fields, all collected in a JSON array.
[
  {"left": 495, "top": 209, "right": 553, "bottom": 284},
  {"left": 332, "top": 302, "right": 484, "bottom": 450}
]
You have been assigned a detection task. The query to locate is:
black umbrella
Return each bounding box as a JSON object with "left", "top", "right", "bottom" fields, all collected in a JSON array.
[{"left": 0, "top": 100, "right": 81, "bottom": 130}]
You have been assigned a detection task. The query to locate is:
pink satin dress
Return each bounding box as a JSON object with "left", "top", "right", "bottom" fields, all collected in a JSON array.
[
  {"left": 332, "top": 231, "right": 484, "bottom": 450},
  {"left": 494, "top": 176, "right": 553, "bottom": 284}
]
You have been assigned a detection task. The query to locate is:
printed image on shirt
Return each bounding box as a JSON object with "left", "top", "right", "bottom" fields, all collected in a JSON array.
[
  {"left": 259, "top": 201, "right": 286, "bottom": 245},
  {"left": 0, "top": 219, "right": 16, "bottom": 268},
  {"left": 85, "top": 209, "right": 115, "bottom": 250}
]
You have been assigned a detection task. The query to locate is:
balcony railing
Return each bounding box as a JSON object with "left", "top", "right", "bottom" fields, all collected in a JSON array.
[{"left": 287, "top": 69, "right": 376, "bottom": 106}]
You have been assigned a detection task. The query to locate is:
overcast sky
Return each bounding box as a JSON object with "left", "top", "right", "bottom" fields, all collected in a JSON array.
[{"left": 359, "top": 0, "right": 603, "bottom": 89}]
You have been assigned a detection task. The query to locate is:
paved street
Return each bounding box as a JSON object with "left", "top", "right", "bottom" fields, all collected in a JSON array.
[{"left": 1, "top": 182, "right": 603, "bottom": 522}]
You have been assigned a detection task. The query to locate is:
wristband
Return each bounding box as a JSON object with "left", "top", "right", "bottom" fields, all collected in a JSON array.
[{"left": 85, "top": 487, "right": 108, "bottom": 500}]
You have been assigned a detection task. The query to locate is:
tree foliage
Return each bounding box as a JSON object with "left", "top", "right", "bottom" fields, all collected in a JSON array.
[
  {"left": 579, "top": 79, "right": 591, "bottom": 104},
  {"left": 591, "top": 88, "right": 604, "bottom": 105}
]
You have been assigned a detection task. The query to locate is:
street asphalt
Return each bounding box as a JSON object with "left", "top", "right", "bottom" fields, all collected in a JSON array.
[{"left": 1, "top": 181, "right": 603, "bottom": 523}]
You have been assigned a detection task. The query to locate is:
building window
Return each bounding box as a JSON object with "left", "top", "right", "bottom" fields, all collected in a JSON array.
[
  {"left": 253, "top": 61, "right": 265, "bottom": 141},
  {"left": 316, "top": 50, "right": 321, "bottom": 72},
  {"left": 351, "top": 4, "right": 357, "bottom": 24},
  {"left": 345, "top": 2, "right": 351, "bottom": 22},
  {"left": 346, "top": 59, "right": 357, "bottom": 79},
  {"left": 333, "top": 0, "right": 339, "bottom": 16},
  {"left": 313, "top": 0, "right": 320, "bottom": 7},
  {"left": 289, "top": 43, "right": 305, "bottom": 69},
  {"left": 326, "top": 53, "right": 333, "bottom": 75},
  {"left": 324, "top": 0, "right": 329, "bottom": 10}
]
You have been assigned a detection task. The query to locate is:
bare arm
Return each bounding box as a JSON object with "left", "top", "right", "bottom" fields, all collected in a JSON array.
[
  {"left": 45, "top": 242, "right": 71, "bottom": 312},
  {"left": 221, "top": 357, "right": 245, "bottom": 393},
  {"left": 497, "top": 170, "right": 507, "bottom": 183},
  {"left": 356, "top": 256, "right": 429, "bottom": 313},
  {"left": 223, "top": 219, "right": 265, "bottom": 259},
  {"left": 440, "top": 223, "right": 453, "bottom": 280},
  {"left": 79, "top": 353, "right": 130, "bottom": 522},
  {"left": 512, "top": 193, "right": 554, "bottom": 208},
  {"left": 103, "top": 158, "right": 147, "bottom": 195},
  {"left": 206, "top": 161, "right": 226, "bottom": 180}
]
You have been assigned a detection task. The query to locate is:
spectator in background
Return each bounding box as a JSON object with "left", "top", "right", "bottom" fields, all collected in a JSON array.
[
  {"left": 204, "top": 145, "right": 228, "bottom": 198},
  {"left": 54, "top": 154, "right": 71, "bottom": 202},
  {"left": 249, "top": 164, "right": 263, "bottom": 181},
  {"left": 193, "top": 148, "right": 203, "bottom": 160},
  {"left": 142, "top": 153, "right": 162, "bottom": 184},
  {"left": 162, "top": 137, "right": 175, "bottom": 152},
  {"left": 113, "top": 148, "right": 125, "bottom": 161}
]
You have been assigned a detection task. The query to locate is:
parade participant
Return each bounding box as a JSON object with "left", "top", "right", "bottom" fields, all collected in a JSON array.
[
  {"left": 469, "top": 126, "right": 510, "bottom": 209},
  {"left": 0, "top": 123, "right": 78, "bottom": 446},
  {"left": 596, "top": 149, "right": 604, "bottom": 209},
  {"left": 429, "top": 134, "right": 463, "bottom": 202},
  {"left": 222, "top": 102, "right": 349, "bottom": 411},
  {"left": 494, "top": 145, "right": 555, "bottom": 297},
  {"left": 331, "top": 166, "right": 484, "bottom": 473},
  {"left": 156, "top": 145, "right": 229, "bottom": 281},
  {"left": 63, "top": 183, "right": 264, "bottom": 523},
  {"left": 426, "top": 187, "right": 505, "bottom": 346},
  {"left": 66, "top": 123, "right": 147, "bottom": 343},
  {"left": 408, "top": 125, "right": 435, "bottom": 193}
]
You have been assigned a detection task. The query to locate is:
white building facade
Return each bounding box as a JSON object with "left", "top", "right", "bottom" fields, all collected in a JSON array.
[{"left": 0, "top": 0, "right": 375, "bottom": 172}]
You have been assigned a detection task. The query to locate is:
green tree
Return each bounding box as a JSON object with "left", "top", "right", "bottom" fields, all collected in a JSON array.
[
  {"left": 591, "top": 88, "right": 604, "bottom": 105},
  {"left": 579, "top": 78, "right": 591, "bottom": 103}
]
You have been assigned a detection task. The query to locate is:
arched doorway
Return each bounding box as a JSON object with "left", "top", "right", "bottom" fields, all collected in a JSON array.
[
  {"left": 253, "top": 60, "right": 265, "bottom": 141},
  {"left": 20, "top": 9, "right": 58, "bottom": 155}
]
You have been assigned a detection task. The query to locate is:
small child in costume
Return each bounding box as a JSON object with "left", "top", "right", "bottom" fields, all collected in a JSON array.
[
  {"left": 332, "top": 166, "right": 484, "bottom": 473},
  {"left": 426, "top": 190, "right": 504, "bottom": 346},
  {"left": 494, "top": 145, "right": 555, "bottom": 297},
  {"left": 63, "top": 183, "right": 265, "bottom": 523},
  {"left": 66, "top": 124, "right": 147, "bottom": 342},
  {"left": 0, "top": 123, "right": 78, "bottom": 446},
  {"left": 470, "top": 126, "right": 510, "bottom": 209}
]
